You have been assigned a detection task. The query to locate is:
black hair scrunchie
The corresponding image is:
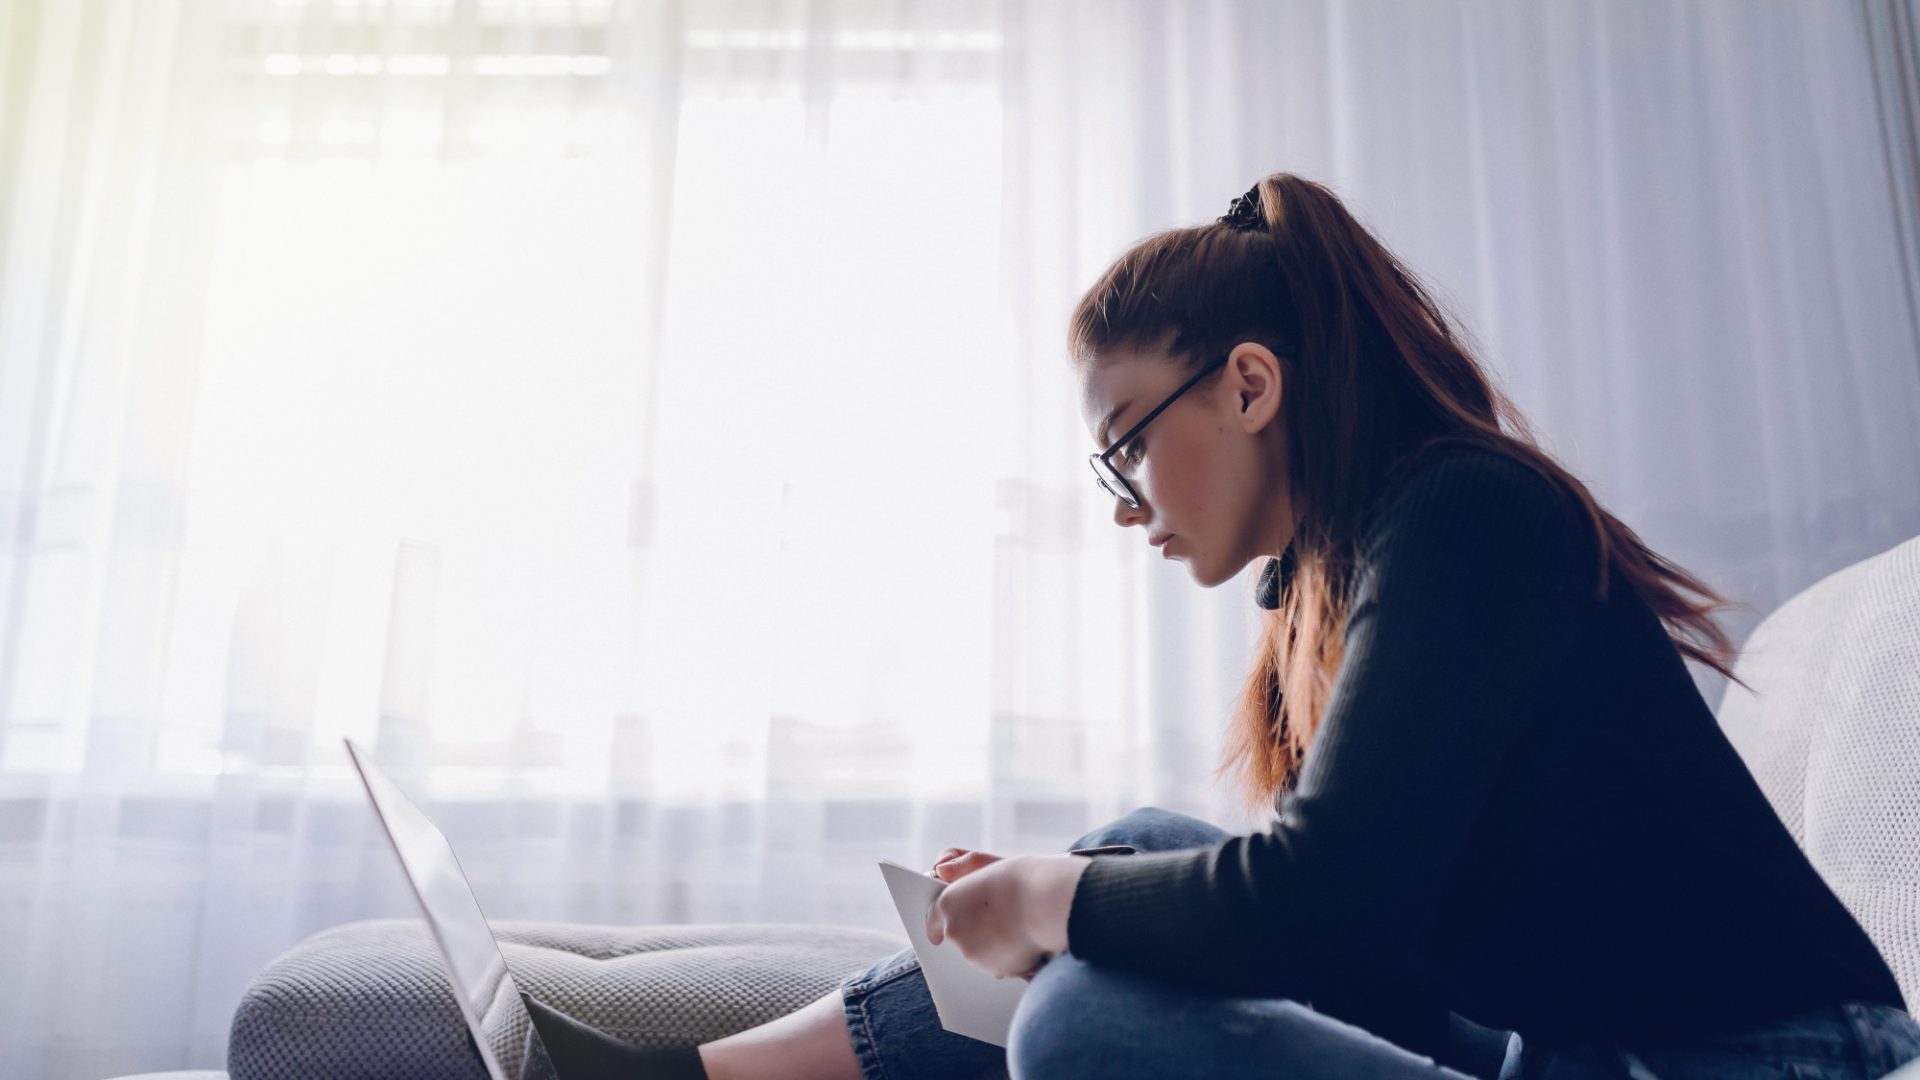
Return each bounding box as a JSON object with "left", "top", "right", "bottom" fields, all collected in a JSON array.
[{"left": 1219, "top": 184, "right": 1265, "bottom": 231}]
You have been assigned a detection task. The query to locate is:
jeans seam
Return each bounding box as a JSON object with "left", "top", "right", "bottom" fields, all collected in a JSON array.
[
  {"left": 860, "top": 1002, "right": 891, "bottom": 1080},
  {"left": 845, "top": 954, "right": 922, "bottom": 996},
  {"left": 843, "top": 978, "right": 894, "bottom": 1080}
]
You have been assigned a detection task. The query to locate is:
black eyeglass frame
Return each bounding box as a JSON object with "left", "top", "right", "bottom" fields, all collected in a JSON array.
[{"left": 1088, "top": 352, "right": 1231, "bottom": 509}]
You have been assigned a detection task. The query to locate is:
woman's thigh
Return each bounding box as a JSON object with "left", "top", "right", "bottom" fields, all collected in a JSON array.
[{"left": 1008, "top": 953, "right": 1483, "bottom": 1080}]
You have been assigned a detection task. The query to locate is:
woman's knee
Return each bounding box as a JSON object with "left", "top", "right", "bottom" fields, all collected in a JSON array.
[
  {"left": 1067, "top": 804, "right": 1231, "bottom": 853},
  {"left": 1006, "top": 955, "right": 1141, "bottom": 1078}
]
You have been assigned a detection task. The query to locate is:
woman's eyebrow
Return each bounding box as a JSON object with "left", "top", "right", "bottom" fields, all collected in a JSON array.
[{"left": 1097, "top": 400, "right": 1133, "bottom": 447}]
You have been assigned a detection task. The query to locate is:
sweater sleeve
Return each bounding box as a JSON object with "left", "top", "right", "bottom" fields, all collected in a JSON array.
[{"left": 1065, "top": 449, "right": 1595, "bottom": 1032}]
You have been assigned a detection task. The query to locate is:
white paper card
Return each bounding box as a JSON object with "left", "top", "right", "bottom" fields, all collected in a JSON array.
[{"left": 877, "top": 858, "right": 1030, "bottom": 1047}]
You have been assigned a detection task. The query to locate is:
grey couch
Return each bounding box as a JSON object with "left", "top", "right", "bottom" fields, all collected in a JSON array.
[{"left": 225, "top": 919, "right": 904, "bottom": 1079}]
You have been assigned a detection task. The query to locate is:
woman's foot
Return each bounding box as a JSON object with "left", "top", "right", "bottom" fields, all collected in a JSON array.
[
  {"left": 518, "top": 983, "right": 865, "bottom": 1080},
  {"left": 520, "top": 992, "right": 709, "bottom": 1079}
]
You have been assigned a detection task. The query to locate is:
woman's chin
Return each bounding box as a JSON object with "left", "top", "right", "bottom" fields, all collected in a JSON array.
[
  {"left": 1176, "top": 552, "right": 1226, "bottom": 588},
  {"left": 1180, "top": 551, "right": 1258, "bottom": 591}
]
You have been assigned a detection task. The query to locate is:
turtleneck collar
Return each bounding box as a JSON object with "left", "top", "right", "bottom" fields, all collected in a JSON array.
[{"left": 1256, "top": 541, "right": 1295, "bottom": 610}]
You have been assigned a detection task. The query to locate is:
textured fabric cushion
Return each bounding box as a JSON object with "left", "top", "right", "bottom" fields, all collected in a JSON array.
[
  {"left": 228, "top": 918, "right": 905, "bottom": 1080},
  {"left": 1716, "top": 532, "right": 1920, "bottom": 1011}
]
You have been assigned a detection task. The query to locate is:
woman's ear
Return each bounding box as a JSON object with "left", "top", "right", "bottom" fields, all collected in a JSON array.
[{"left": 1228, "top": 344, "right": 1284, "bottom": 433}]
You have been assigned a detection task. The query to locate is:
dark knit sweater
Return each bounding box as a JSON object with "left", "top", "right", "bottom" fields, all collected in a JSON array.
[{"left": 1065, "top": 444, "right": 1905, "bottom": 1060}]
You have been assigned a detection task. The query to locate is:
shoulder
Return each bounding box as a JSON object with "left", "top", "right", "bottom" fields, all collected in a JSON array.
[
  {"left": 1363, "top": 443, "right": 1569, "bottom": 535},
  {"left": 1357, "top": 443, "right": 1597, "bottom": 592},
  {"left": 1396, "top": 441, "right": 1562, "bottom": 496}
]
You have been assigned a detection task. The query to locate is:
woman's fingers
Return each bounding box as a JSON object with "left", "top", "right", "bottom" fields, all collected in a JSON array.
[{"left": 933, "top": 850, "right": 1003, "bottom": 881}]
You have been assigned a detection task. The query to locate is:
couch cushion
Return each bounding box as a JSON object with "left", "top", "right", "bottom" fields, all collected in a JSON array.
[
  {"left": 228, "top": 918, "right": 905, "bottom": 1080},
  {"left": 1716, "top": 533, "right": 1920, "bottom": 1012}
]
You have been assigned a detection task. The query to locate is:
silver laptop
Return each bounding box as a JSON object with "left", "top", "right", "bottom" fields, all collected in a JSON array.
[{"left": 344, "top": 736, "right": 559, "bottom": 1080}]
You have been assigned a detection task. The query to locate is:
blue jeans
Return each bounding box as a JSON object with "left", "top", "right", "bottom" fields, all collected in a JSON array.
[
  {"left": 838, "top": 806, "right": 1920, "bottom": 1080},
  {"left": 1517, "top": 1002, "right": 1920, "bottom": 1079}
]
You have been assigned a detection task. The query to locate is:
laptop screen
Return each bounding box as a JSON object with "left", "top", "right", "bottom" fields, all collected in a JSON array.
[{"left": 345, "top": 737, "right": 557, "bottom": 1080}]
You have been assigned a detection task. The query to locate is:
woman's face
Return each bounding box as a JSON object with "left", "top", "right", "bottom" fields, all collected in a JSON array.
[{"left": 1078, "top": 341, "right": 1295, "bottom": 588}]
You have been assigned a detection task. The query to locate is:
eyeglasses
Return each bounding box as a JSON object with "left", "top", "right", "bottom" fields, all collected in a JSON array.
[{"left": 1088, "top": 353, "right": 1230, "bottom": 509}]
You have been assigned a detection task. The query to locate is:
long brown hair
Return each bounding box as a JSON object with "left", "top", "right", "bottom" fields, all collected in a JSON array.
[{"left": 1067, "top": 172, "right": 1753, "bottom": 818}]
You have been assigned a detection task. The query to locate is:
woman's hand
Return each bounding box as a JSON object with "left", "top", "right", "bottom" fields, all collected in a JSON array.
[{"left": 925, "top": 853, "right": 1093, "bottom": 981}]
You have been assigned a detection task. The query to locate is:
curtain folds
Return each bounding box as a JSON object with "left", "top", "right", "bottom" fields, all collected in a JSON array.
[{"left": 1864, "top": 0, "right": 1920, "bottom": 378}]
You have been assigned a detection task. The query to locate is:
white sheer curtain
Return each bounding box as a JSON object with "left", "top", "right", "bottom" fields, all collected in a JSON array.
[{"left": 3, "top": 1, "right": 1917, "bottom": 1076}]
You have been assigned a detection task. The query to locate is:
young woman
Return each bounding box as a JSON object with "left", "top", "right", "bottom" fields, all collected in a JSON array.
[{"left": 538, "top": 173, "right": 1920, "bottom": 1080}]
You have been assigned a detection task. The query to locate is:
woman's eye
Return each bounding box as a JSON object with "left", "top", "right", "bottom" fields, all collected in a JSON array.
[{"left": 1122, "top": 440, "right": 1144, "bottom": 465}]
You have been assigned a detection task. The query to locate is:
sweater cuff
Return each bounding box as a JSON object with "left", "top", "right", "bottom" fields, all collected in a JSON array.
[{"left": 1065, "top": 847, "right": 1218, "bottom": 965}]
